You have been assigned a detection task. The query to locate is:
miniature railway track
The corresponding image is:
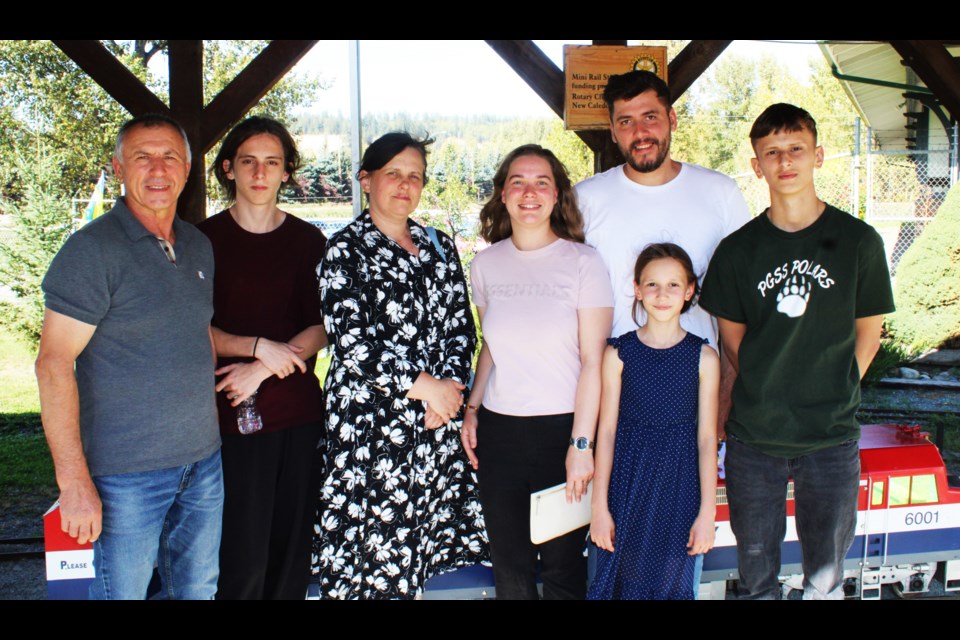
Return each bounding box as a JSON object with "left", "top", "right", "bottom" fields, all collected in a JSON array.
[
  {"left": 0, "top": 536, "right": 44, "bottom": 561},
  {"left": 859, "top": 406, "right": 960, "bottom": 421},
  {"left": 857, "top": 407, "right": 958, "bottom": 451},
  {"left": 860, "top": 375, "right": 960, "bottom": 451}
]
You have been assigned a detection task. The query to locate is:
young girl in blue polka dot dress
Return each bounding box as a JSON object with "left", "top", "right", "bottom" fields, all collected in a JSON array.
[{"left": 588, "top": 243, "right": 719, "bottom": 600}]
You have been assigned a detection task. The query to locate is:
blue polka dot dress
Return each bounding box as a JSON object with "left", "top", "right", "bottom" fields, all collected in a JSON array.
[{"left": 588, "top": 330, "right": 706, "bottom": 600}]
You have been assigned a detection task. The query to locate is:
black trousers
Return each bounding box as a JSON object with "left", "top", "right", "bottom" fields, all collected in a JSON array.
[
  {"left": 217, "top": 421, "right": 324, "bottom": 600},
  {"left": 475, "top": 407, "right": 587, "bottom": 600}
]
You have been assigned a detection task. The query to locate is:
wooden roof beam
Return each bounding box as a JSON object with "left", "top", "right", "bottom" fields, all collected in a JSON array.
[
  {"left": 890, "top": 41, "right": 960, "bottom": 124},
  {"left": 200, "top": 40, "right": 317, "bottom": 153},
  {"left": 485, "top": 40, "right": 732, "bottom": 162},
  {"left": 485, "top": 40, "right": 565, "bottom": 118},
  {"left": 53, "top": 40, "right": 319, "bottom": 222},
  {"left": 668, "top": 40, "right": 731, "bottom": 102},
  {"left": 485, "top": 40, "right": 606, "bottom": 152},
  {"left": 52, "top": 40, "right": 168, "bottom": 115}
]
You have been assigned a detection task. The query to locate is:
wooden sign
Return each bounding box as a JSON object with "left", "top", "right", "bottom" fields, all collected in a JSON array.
[{"left": 564, "top": 45, "right": 668, "bottom": 131}]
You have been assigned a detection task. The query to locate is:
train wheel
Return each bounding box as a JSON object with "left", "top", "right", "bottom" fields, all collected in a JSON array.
[{"left": 890, "top": 563, "right": 937, "bottom": 599}]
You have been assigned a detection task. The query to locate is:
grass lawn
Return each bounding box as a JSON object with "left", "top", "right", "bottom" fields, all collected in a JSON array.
[
  {"left": 284, "top": 202, "right": 354, "bottom": 220},
  {"left": 0, "top": 331, "right": 40, "bottom": 413},
  {"left": 0, "top": 330, "right": 52, "bottom": 490},
  {"left": 930, "top": 413, "right": 960, "bottom": 449},
  {"left": 316, "top": 351, "right": 331, "bottom": 385}
]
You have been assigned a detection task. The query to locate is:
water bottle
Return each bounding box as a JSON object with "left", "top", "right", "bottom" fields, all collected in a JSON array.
[{"left": 237, "top": 391, "right": 263, "bottom": 435}]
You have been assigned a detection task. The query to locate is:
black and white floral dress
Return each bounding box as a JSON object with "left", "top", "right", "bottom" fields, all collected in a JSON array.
[{"left": 311, "top": 211, "right": 488, "bottom": 599}]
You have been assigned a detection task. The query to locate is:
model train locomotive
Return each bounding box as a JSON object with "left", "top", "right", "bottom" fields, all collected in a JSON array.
[{"left": 700, "top": 423, "right": 960, "bottom": 599}]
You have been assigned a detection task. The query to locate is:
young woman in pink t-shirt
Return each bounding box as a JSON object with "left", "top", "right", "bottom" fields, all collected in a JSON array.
[{"left": 462, "top": 145, "right": 613, "bottom": 599}]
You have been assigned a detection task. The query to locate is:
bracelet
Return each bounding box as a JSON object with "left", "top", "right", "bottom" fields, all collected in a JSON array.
[
  {"left": 252, "top": 336, "right": 260, "bottom": 358},
  {"left": 466, "top": 404, "right": 479, "bottom": 413}
]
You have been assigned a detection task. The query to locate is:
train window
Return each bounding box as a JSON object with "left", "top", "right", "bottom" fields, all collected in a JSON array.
[
  {"left": 889, "top": 476, "right": 910, "bottom": 506},
  {"left": 910, "top": 474, "right": 938, "bottom": 504},
  {"left": 715, "top": 486, "right": 727, "bottom": 506},
  {"left": 887, "top": 475, "right": 939, "bottom": 506},
  {"left": 871, "top": 481, "right": 884, "bottom": 506}
]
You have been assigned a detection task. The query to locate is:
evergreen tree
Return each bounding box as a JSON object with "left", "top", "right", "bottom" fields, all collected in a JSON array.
[
  {"left": 0, "top": 143, "right": 76, "bottom": 345},
  {"left": 889, "top": 183, "right": 960, "bottom": 351}
]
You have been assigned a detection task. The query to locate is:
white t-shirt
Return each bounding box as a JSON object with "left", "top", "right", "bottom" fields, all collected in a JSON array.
[
  {"left": 470, "top": 238, "right": 613, "bottom": 416},
  {"left": 576, "top": 162, "right": 751, "bottom": 345}
]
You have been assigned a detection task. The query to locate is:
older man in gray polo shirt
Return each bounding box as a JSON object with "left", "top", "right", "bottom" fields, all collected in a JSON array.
[{"left": 35, "top": 113, "right": 222, "bottom": 600}]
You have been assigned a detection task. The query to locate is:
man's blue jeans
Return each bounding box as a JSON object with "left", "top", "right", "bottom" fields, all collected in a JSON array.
[
  {"left": 725, "top": 436, "right": 860, "bottom": 600},
  {"left": 89, "top": 448, "right": 224, "bottom": 600}
]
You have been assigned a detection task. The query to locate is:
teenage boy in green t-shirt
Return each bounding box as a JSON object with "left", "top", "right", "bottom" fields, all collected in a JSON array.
[{"left": 699, "top": 103, "right": 895, "bottom": 599}]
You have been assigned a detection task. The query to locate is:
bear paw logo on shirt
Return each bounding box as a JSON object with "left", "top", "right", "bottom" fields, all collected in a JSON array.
[{"left": 776, "top": 275, "right": 810, "bottom": 318}]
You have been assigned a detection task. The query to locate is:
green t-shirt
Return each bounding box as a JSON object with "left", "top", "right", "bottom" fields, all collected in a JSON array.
[{"left": 699, "top": 205, "right": 895, "bottom": 457}]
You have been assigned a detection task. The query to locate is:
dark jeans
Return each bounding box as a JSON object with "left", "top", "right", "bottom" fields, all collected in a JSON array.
[
  {"left": 725, "top": 435, "right": 860, "bottom": 600},
  {"left": 217, "top": 421, "right": 324, "bottom": 600},
  {"left": 475, "top": 407, "right": 587, "bottom": 600}
]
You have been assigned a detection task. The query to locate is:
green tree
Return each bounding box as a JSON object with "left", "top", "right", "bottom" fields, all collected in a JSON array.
[
  {"left": 0, "top": 143, "right": 76, "bottom": 345},
  {"left": 418, "top": 138, "right": 480, "bottom": 260},
  {"left": 300, "top": 151, "right": 352, "bottom": 199},
  {"left": 803, "top": 59, "right": 858, "bottom": 157},
  {"left": 0, "top": 41, "right": 324, "bottom": 340},
  {"left": 543, "top": 119, "right": 593, "bottom": 184},
  {"left": 0, "top": 40, "right": 323, "bottom": 205},
  {"left": 672, "top": 54, "right": 857, "bottom": 177},
  {"left": 889, "top": 182, "right": 960, "bottom": 352},
  {"left": 0, "top": 40, "right": 140, "bottom": 201},
  {"left": 419, "top": 178, "right": 477, "bottom": 253}
]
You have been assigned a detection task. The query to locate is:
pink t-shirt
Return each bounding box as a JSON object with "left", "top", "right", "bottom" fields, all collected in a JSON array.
[{"left": 471, "top": 238, "right": 613, "bottom": 416}]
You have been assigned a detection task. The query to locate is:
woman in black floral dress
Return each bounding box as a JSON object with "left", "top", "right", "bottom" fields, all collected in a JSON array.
[{"left": 311, "top": 132, "right": 488, "bottom": 599}]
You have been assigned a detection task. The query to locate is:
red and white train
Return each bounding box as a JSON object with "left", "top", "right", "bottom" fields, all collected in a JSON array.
[{"left": 701, "top": 423, "right": 960, "bottom": 599}]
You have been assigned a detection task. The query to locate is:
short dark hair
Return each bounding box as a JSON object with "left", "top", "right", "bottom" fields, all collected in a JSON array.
[
  {"left": 478, "top": 144, "right": 585, "bottom": 244},
  {"left": 603, "top": 70, "right": 672, "bottom": 118},
  {"left": 358, "top": 132, "right": 434, "bottom": 185},
  {"left": 115, "top": 113, "right": 191, "bottom": 159},
  {"left": 631, "top": 242, "right": 700, "bottom": 325},
  {"left": 212, "top": 116, "right": 301, "bottom": 203},
  {"left": 750, "top": 103, "right": 818, "bottom": 149}
]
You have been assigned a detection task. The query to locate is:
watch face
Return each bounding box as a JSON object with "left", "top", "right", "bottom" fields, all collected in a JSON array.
[{"left": 574, "top": 437, "right": 589, "bottom": 450}]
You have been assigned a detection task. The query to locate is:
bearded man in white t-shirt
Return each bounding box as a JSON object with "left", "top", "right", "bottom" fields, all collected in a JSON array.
[{"left": 576, "top": 70, "right": 750, "bottom": 432}]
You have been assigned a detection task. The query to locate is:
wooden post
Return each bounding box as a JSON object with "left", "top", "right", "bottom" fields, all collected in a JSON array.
[{"left": 168, "top": 40, "right": 206, "bottom": 224}]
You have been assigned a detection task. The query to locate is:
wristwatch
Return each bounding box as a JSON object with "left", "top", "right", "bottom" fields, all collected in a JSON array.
[{"left": 569, "top": 437, "right": 595, "bottom": 451}]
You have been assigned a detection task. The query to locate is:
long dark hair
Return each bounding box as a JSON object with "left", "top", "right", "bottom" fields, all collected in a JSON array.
[{"left": 478, "top": 144, "right": 584, "bottom": 244}]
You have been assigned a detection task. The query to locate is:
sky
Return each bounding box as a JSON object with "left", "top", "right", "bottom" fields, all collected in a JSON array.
[{"left": 293, "top": 40, "right": 824, "bottom": 118}]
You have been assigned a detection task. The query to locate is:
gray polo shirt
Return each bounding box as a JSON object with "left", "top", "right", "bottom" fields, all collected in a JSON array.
[{"left": 42, "top": 198, "right": 220, "bottom": 477}]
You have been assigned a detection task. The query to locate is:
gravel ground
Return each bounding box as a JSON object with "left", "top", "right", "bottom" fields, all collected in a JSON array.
[{"left": 0, "top": 488, "right": 57, "bottom": 600}]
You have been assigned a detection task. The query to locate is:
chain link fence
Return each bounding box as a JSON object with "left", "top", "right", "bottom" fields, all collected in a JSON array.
[{"left": 866, "top": 137, "right": 955, "bottom": 275}]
